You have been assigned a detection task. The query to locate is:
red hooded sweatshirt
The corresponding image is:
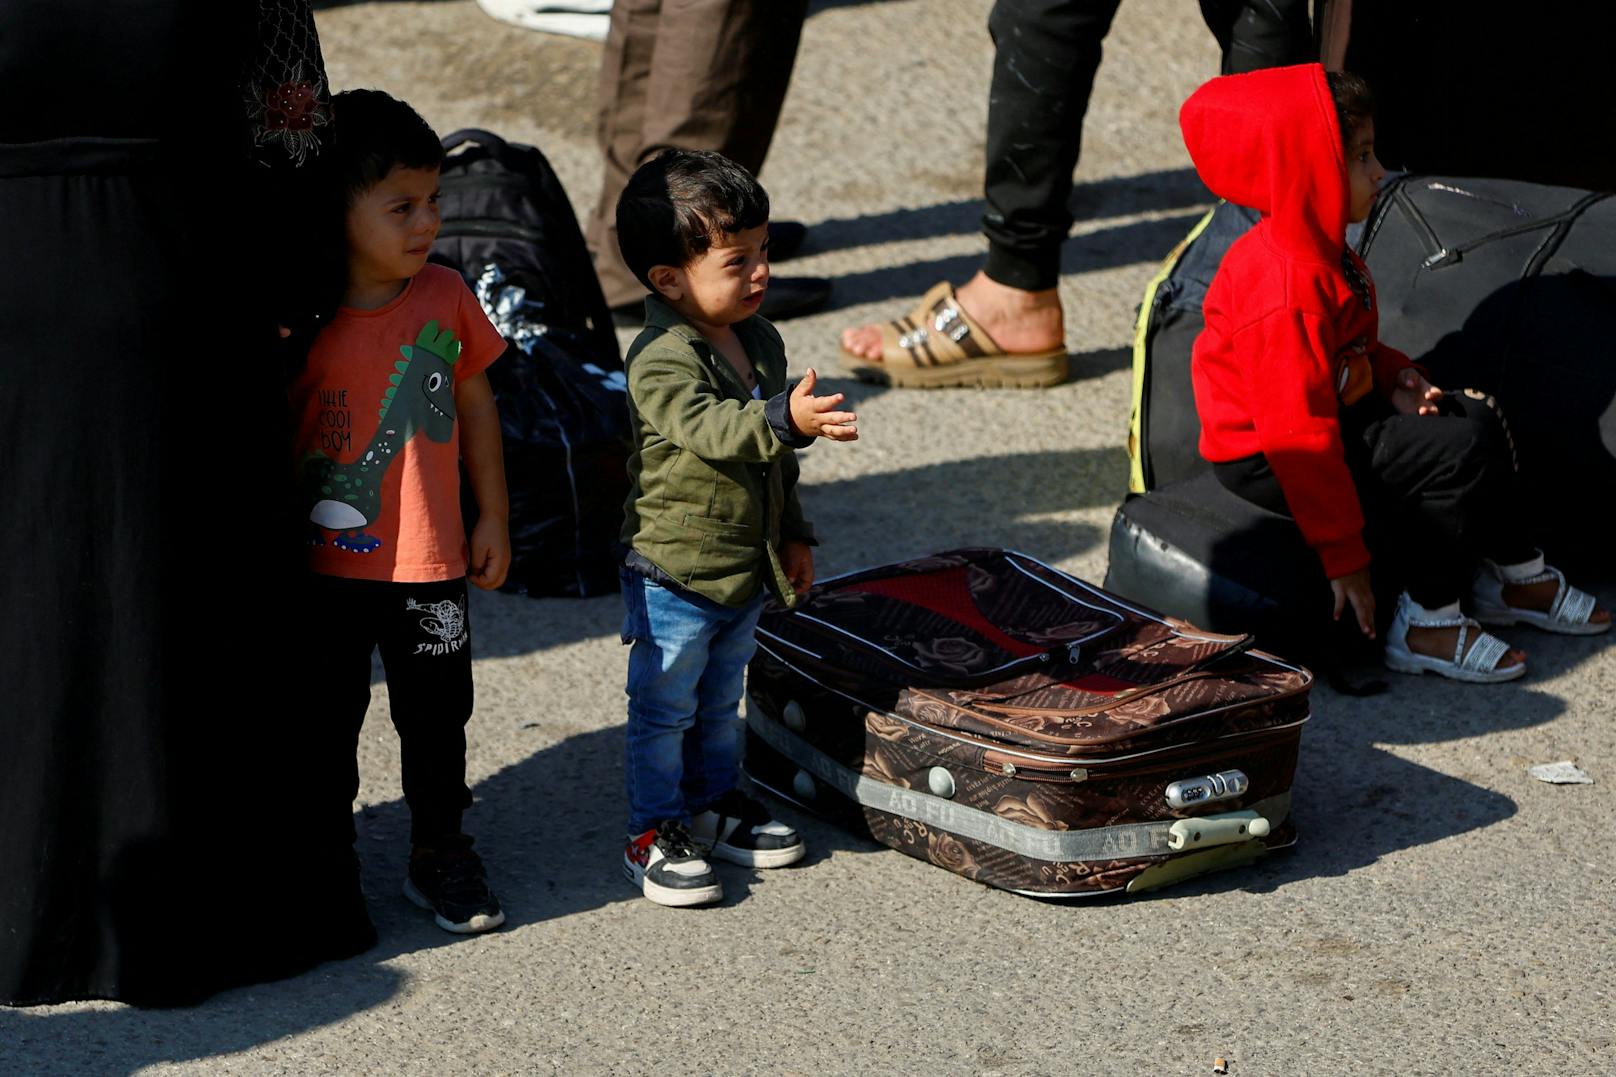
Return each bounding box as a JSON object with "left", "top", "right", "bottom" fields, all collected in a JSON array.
[{"left": 1180, "top": 64, "right": 1414, "bottom": 579}]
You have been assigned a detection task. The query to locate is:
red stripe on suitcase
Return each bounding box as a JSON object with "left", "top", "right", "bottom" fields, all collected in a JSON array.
[
  {"left": 845, "top": 567, "right": 1041, "bottom": 656},
  {"left": 842, "top": 568, "right": 1136, "bottom": 695}
]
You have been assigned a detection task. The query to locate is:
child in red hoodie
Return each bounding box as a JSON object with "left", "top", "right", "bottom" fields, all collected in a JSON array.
[{"left": 1180, "top": 64, "right": 1608, "bottom": 682}]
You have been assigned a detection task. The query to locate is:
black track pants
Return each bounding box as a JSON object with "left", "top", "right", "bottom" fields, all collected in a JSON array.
[
  {"left": 304, "top": 575, "right": 475, "bottom": 846},
  {"left": 982, "top": 0, "right": 1311, "bottom": 291}
]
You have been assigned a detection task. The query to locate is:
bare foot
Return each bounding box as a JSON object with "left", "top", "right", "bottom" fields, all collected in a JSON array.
[
  {"left": 840, "top": 271, "right": 1065, "bottom": 360},
  {"left": 1406, "top": 624, "right": 1526, "bottom": 672},
  {"left": 1500, "top": 578, "right": 1611, "bottom": 626}
]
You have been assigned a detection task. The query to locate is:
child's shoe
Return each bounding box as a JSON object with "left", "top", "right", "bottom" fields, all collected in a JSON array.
[
  {"left": 1471, "top": 553, "right": 1610, "bottom": 635},
  {"left": 1383, "top": 592, "right": 1526, "bottom": 684},
  {"left": 623, "top": 821, "right": 723, "bottom": 907},
  {"left": 690, "top": 790, "right": 806, "bottom": 869},
  {"left": 404, "top": 843, "right": 506, "bottom": 934}
]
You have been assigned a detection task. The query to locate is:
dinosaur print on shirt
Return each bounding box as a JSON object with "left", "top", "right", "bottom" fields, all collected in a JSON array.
[
  {"left": 303, "top": 320, "right": 463, "bottom": 553},
  {"left": 289, "top": 264, "right": 505, "bottom": 584}
]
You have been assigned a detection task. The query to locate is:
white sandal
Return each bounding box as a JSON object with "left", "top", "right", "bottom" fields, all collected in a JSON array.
[
  {"left": 1384, "top": 593, "right": 1526, "bottom": 683},
  {"left": 1471, "top": 553, "right": 1610, "bottom": 636}
]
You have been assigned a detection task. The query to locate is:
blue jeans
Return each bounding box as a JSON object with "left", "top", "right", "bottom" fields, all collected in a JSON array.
[{"left": 620, "top": 568, "right": 765, "bottom": 834}]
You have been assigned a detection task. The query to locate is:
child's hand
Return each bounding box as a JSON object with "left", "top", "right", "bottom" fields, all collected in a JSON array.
[
  {"left": 468, "top": 515, "right": 511, "bottom": 591},
  {"left": 1390, "top": 367, "right": 1442, "bottom": 416},
  {"left": 789, "top": 369, "right": 858, "bottom": 442},
  {"left": 1331, "top": 567, "right": 1376, "bottom": 639},
  {"left": 780, "top": 539, "right": 814, "bottom": 598}
]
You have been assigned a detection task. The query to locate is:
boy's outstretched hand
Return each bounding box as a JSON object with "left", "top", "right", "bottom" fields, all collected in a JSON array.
[
  {"left": 1331, "top": 567, "right": 1376, "bottom": 639},
  {"left": 468, "top": 516, "right": 511, "bottom": 591},
  {"left": 789, "top": 369, "right": 858, "bottom": 441},
  {"left": 780, "top": 539, "right": 814, "bottom": 599},
  {"left": 1390, "top": 367, "right": 1443, "bottom": 416}
]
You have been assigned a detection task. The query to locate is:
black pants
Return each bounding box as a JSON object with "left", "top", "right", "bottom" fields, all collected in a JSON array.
[
  {"left": 982, "top": 0, "right": 1311, "bottom": 290},
  {"left": 305, "top": 575, "right": 475, "bottom": 846},
  {"left": 1215, "top": 390, "right": 1537, "bottom": 608}
]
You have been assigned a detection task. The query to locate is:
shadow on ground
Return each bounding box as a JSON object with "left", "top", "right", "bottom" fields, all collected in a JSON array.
[
  {"left": 1132, "top": 671, "right": 1578, "bottom": 902},
  {"left": 820, "top": 210, "right": 1209, "bottom": 312},
  {"left": 466, "top": 445, "right": 1131, "bottom": 661},
  {"left": 803, "top": 169, "right": 1209, "bottom": 256},
  {"left": 0, "top": 719, "right": 874, "bottom": 1075},
  {"left": 789, "top": 446, "right": 1124, "bottom": 581},
  {"left": 6, "top": 613, "right": 1591, "bottom": 1075}
]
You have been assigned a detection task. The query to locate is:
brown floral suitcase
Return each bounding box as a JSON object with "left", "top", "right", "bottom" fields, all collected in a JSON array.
[{"left": 742, "top": 548, "right": 1311, "bottom": 897}]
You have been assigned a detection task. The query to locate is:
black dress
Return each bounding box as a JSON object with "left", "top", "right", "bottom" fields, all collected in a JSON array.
[{"left": 1, "top": 0, "right": 371, "bottom": 1006}]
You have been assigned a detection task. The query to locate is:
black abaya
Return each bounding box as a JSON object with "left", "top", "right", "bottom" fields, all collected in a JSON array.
[{"left": 1, "top": 0, "right": 371, "bottom": 1006}]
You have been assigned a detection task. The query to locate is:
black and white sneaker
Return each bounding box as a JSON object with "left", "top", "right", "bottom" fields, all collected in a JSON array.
[
  {"left": 623, "top": 821, "right": 723, "bottom": 907},
  {"left": 690, "top": 790, "right": 806, "bottom": 869},
  {"left": 404, "top": 845, "right": 506, "bottom": 934}
]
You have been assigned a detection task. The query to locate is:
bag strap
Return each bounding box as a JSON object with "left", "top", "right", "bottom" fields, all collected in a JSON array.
[{"left": 441, "top": 128, "right": 509, "bottom": 156}]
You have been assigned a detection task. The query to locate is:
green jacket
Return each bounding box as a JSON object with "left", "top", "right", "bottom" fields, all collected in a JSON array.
[{"left": 620, "top": 295, "right": 815, "bottom": 607}]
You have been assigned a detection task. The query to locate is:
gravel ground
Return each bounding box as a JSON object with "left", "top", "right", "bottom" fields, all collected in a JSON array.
[{"left": 5, "top": 2, "right": 1612, "bottom": 1074}]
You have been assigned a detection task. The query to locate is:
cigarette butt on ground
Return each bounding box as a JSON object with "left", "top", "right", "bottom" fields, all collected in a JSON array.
[{"left": 1213, "top": 1060, "right": 1229, "bottom": 1074}]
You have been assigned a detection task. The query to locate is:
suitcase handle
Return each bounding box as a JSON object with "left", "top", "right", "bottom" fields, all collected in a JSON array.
[{"left": 1166, "top": 810, "right": 1270, "bottom": 852}]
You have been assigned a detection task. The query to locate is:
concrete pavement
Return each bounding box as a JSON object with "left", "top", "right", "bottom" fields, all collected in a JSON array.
[{"left": 4, "top": 2, "right": 1612, "bottom": 1073}]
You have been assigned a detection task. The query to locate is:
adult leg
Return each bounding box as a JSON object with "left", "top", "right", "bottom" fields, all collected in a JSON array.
[
  {"left": 981, "top": 0, "right": 1123, "bottom": 293},
  {"left": 842, "top": 0, "right": 1121, "bottom": 366},
  {"left": 288, "top": 574, "right": 382, "bottom": 946},
  {"left": 964, "top": 0, "right": 1127, "bottom": 356},
  {"left": 585, "top": 0, "right": 810, "bottom": 311},
  {"left": 1199, "top": 0, "right": 1313, "bottom": 75},
  {"left": 302, "top": 574, "right": 386, "bottom": 849},
  {"left": 586, "top": 0, "right": 661, "bottom": 311}
]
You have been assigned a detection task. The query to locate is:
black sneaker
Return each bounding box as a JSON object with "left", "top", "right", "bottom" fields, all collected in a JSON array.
[
  {"left": 404, "top": 845, "right": 506, "bottom": 934},
  {"left": 690, "top": 790, "right": 806, "bottom": 869},
  {"left": 622, "top": 820, "right": 723, "bottom": 907}
]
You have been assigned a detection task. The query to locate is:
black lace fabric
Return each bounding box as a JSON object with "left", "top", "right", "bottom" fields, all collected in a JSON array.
[{"left": 245, "top": 0, "right": 332, "bottom": 167}]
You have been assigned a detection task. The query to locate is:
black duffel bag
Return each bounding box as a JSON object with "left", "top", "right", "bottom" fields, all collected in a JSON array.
[
  {"left": 433, "top": 128, "right": 630, "bottom": 598},
  {"left": 1361, "top": 175, "right": 1614, "bottom": 576}
]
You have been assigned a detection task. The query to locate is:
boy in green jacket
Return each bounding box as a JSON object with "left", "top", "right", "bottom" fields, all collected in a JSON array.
[{"left": 614, "top": 149, "right": 858, "bottom": 907}]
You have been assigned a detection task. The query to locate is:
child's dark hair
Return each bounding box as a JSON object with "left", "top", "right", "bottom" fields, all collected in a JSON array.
[
  {"left": 1325, "top": 71, "right": 1375, "bottom": 145},
  {"left": 615, "top": 149, "right": 770, "bottom": 290},
  {"left": 328, "top": 89, "right": 444, "bottom": 204}
]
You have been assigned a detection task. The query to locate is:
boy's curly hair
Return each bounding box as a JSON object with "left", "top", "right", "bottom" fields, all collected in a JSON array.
[
  {"left": 615, "top": 149, "right": 770, "bottom": 292},
  {"left": 1325, "top": 71, "right": 1376, "bottom": 144}
]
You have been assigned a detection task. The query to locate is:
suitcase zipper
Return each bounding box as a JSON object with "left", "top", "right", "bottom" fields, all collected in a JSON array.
[{"left": 979, "top": 721, "right": 1304, "bottom": 783}]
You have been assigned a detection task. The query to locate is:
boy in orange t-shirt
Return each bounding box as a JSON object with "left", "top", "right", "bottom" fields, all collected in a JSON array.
[{"left": 290, "top": 90, "right": 509, "bottom": 934}]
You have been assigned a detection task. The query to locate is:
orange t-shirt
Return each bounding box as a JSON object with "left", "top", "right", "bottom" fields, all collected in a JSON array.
[{"left": 291, "top": 264, "right": 505, "bottom": 582}]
